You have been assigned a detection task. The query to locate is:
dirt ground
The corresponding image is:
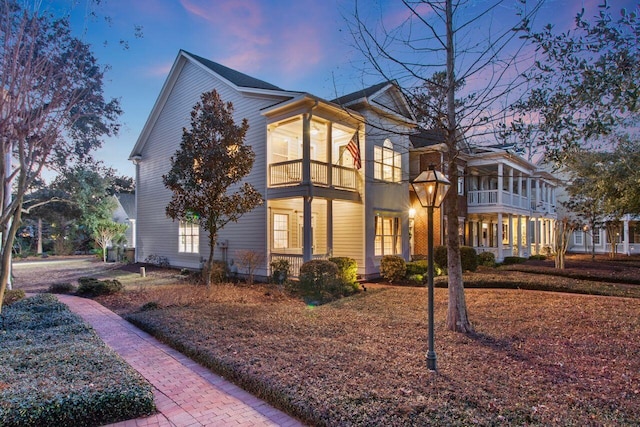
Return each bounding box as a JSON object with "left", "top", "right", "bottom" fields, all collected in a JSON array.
[{"left": 11, "top": 256, "right": 174, "bottom": 293}]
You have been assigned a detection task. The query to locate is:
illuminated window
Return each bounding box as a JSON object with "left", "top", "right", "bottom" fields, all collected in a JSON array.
[
  {"left": 273, "top": 213, "right": 289, "bottom": 249},
  {"left": 375, "top": 215, "right": 401, "bottom": 256},
  {"left": 374, "top": 139, "right": 401, "bottom": 183},
  {"left": 179, "top": 221, "right": 199, "bottom": 253}
]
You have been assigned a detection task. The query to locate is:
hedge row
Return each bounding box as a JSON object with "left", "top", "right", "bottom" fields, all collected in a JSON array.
[{"left": 0, "top": 294, "right": 155, "bottom": 427}]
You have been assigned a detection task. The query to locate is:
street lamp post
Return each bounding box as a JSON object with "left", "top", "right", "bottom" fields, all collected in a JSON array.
[{"left": 411, "top": 165, "right": 451, "bottom": 371}]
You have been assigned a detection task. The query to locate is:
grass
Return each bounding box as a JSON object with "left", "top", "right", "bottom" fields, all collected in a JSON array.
[{"left": 98, "top": 269, "right": 640, "bottom": 426}]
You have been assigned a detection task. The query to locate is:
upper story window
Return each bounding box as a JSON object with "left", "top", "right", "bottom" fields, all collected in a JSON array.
[{"left": 374, "top": 139, "right": 401, "bottom": 183}]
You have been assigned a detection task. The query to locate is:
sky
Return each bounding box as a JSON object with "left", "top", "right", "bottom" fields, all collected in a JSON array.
[{"left": 46, "top": 0, "right": 638, "bottom": 179}]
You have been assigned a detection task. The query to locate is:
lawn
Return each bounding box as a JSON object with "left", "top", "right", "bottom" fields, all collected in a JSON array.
[{"left": 98, "top": 274, "right": 640, "bottom": 426}]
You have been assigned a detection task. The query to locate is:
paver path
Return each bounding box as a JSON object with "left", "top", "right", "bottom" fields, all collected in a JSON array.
[{"left": 57, "top": 294, "right": 304, "bottom": 427}]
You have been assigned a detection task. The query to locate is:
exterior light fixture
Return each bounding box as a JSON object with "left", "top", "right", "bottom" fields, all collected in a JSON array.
[{"left": 411, "top": 165, "right": 451, "bottom": 371}]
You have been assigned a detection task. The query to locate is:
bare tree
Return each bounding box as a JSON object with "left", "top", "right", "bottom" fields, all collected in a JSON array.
[
  {"left": 0, "top": 0, "right": 121, "bottom": 310},
  {"left": 349, "top": 0, "right": 543, "bottom": 333}
]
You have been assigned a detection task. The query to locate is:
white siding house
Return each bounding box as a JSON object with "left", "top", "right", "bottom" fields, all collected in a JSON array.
[{"left": 130, "top": 51, "right": 414, "bottom": 278}]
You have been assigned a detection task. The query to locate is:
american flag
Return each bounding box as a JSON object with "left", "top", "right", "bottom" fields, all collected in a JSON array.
[{"left": 346, "top": 133, "right": 361, "bottom": 169}]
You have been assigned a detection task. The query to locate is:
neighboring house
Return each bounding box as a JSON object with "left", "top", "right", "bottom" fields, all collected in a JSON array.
[
  {"left": 567, "top": 214, "right": 640, "bottom": 256},
  {"left": 112, "top": 193, "right": 136, "bottom": 248},
  {"left": 130, "top": 50, "right": 414, "bottom": 278},
  {"left": 409, "top": 136, "right": 558, "bottom": 262}
]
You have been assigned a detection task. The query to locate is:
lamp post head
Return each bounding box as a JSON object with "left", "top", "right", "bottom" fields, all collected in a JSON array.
[{"left": 411, "top": 165, "right": 451, "bottom": 208}]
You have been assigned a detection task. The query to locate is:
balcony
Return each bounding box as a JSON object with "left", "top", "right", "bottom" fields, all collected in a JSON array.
[
  {"left": 269, "top": 160, "right": 358, "bottom": 191},
  {"left": 468, "top": 190, "right": 553, "bottom": 213}
]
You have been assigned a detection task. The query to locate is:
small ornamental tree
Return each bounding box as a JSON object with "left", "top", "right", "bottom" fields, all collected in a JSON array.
[
  {"left": 92, "top": 220, "right": 128, "bottom": 263},
  {"left": 163, "top": 90, "right": 263, "bottom": 286}
]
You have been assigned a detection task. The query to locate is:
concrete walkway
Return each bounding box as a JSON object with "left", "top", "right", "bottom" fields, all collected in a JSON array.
[{"left": 57, "top": 295, "right": 304, "bottom": 427}]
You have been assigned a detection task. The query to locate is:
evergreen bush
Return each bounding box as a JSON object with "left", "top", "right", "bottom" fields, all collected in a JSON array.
[{"left": 380, "top": 255, "right": 406, "bottom": 283}]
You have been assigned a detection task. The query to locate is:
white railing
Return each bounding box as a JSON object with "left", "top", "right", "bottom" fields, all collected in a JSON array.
[
  {"left": 467, "top": 190, "right": 498, "bottom": 205},
  {"left": 270, "top": 253, "right": 328, "bottom": 277},
  {"left": 469, "top": 190, "right": 541, "bottom": 211},
  {"left": 269, "top": 160, "right": 357, "bottom": 191}
]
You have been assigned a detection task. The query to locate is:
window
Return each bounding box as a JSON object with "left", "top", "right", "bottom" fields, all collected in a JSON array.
[
  {"left": 458, "top": 175, "right": 464, "bottom": 195},
  {"left": 593, "top": 228, "right": 601, "bottom": 245},
  {"left": 374, "top": 139, "right": 401, "bottom": 182},
  {"left": 273, "top": 213, "right": 289, "bottom": 249},
  {"left": 375, "top": 215, "right": 401, "bottom": 256},
  {"left": 179, "top": 221, "right": 199, "bottom": 253},
  {"left": 574, "top": 230, "right": 583, "bottom": 246}
]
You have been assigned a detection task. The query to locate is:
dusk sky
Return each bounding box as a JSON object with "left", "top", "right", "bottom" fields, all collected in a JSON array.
[{"left": 49, "top": 0, "right": 637, "bottom": 179}]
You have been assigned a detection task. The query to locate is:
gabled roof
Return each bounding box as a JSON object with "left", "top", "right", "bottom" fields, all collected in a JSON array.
[
  {"left": 115, "top": 193, "right": 136, "bottom": 219},
  {"left": 183, "top": 51, "right": 284, "bottom": 91},
  {"left": 410, "top": 129, "right": 446, "bottom": 148},
  {"left": 332, "top": 81, "right": 415, "bottom": 124},
  {"left": 332, "top": 81, "right": 390, "bottom": 106}
]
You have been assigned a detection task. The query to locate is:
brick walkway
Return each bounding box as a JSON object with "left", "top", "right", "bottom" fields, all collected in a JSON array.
[{"left": 57, "top": 295, "right": 304, "bottom": 427}]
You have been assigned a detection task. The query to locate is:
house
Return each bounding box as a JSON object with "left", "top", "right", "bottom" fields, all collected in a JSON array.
[
  {"left": 112, "top": 193, "right": 136, "bottom": 249},
  {"left": 566, "top": 214, "right": 640, "bottom": 256},
  {"left": 129, "top": 50, "right": 414, "bottom": 278},
  {"left": 409, "top": 137, "right": 558, "bottom": 261}
]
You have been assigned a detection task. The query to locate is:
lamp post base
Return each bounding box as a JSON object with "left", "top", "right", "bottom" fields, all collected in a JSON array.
[{"left": 427, "top": 351, "right": 437, "bottom": 371}]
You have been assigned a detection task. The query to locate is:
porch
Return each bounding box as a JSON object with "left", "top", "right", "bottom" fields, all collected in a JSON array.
[{"left": 269, "top": 159, "right": 358, "bottom": 191}]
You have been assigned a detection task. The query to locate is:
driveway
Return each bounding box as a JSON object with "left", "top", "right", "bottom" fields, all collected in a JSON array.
[{"left": 12, "top": 256, "right": 122, "bottom": 292}]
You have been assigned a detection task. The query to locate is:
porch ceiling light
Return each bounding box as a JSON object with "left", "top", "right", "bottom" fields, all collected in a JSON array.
[{"left": 411, "top": 165, "right": 451, "bottom": 208}]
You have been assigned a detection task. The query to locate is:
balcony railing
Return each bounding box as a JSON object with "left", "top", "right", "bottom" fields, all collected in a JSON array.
[
  {"left": 269, "top": 160, "right": 357, "bottom": 191},
  {"left": 468, "top": 190, "right": 551, "bottom": 212},
  {"left": 270, "top": 253, "right": 328, "bottom": 277}
]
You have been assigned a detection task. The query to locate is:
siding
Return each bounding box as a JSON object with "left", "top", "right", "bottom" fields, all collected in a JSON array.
[
  {"left": 136, "top": 57, "right": 288, "bottom": 271},
  {"left": 332, "top": 200, "right": 365, "bottom": 274}
]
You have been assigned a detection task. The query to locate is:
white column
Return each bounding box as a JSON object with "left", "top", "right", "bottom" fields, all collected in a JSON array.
[
  {"left": 508, "top": 214, "right": 514, "bottom": 257},
  {"left": 517, "top": 215, "right": 522, "bottom": 257},
  {"left": 327, "top": 200, "right": 333, "bottom": 258},
  {"left": 497, "top": 163, "right": 503, "bottom": 205},
  {"left": 303, "top": 196, "right": 313, "bottom": 262},
  {"left": 497, "top": 213, "right": 504, "bottom": 261},
  {"left": 623, "top": 218, "right": 630, "bottom": 255}
]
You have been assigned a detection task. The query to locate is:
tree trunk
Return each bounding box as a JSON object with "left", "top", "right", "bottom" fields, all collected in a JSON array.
[
  {"left": 444, "top": 0, "right": 473, "bottom": 334},
  {"left": 205, "top": 226, "right": 216, "bottom": 287},
  {"left": 37, "top": 218, "right": 43, "bottom": 255},
  {"left": 0, "top": 205, "right": 23, "bottom": 313}
]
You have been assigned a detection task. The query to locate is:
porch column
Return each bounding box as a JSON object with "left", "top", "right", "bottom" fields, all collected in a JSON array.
[
  {"left": 508, "top": 168, "right": 514, "bottom": 205},
  {"left": 623, "top": 218, "right": 630, "bottom": 255},
  {"left": 534, "top": 217, "right": 540, "bottom": 254},
  {"left": 497, "top": 163, "right": 503, "bottom": 205},
  {"left": 534, "top": 180, "right": 540, "bottom": 210},
  {"left": 524, "top": 216, "right": 530, "bottom": 257},
  {"left": 303, "top": 196, "right": 313, "bottom": 262},
  {"left": 518, "top": 174, "right": 523, "bottom": 207},
  {"left": 327, "top": 200, "right": 333, "bottom": 257},
  {"left": 526, "top": 177, "right": 532, "bottom": 210},
  {"left": 326, "top": 123, "right": 333, "bottom": 187},
  {"left": 497, "top": 213, "right": 504, "bottom": 261},
  {"left": 478, "top": 219, "right": 483, "bottom": 247},
  {"left": 508, "top": 214, "right": 514, "bottom": 256},
  {"left": 516, "top": 215, "right": 522, "bottom": 258},
  {"left": 302, "top": 114, "right": 311, "bottom": 184}
]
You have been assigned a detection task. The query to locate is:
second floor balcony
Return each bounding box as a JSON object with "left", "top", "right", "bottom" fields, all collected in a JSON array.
[
  {"left": 467, "top": 189, "right": 555, "bottom": 214},
  {"left": 269, "top": 159, "right": 358, "bottom": 191}
]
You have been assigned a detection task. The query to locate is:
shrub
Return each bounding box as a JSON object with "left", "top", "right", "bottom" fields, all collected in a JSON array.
[
  {"left": 236, "top": 250, "right": 265, "bottom": 285},
  {"left": 478, "top": 251, "right": 496, "bottom": 267},
  {"left": 2, "top": 289, "right": 25, "bottom": 306},
  {"left": 529, "top": 254, "right": 547, "bottom": 260},
  {"left": 329, "top": 257, "right": 358, "bottom": 285},
  {"left": 380, "top": 255, "right": 406, "bottom": 283},
  {"left": 432, "top": 246, "right": 478, "bottom": 272},
  {"left": 406, "top": 260, "right": 429, "bottom": 276},
  {"left": 144, "top": 254, "right": 170, "bottom": 268},
  {"left": 76, "top": 277, "right": 124, "bottom": 297},
  {"left": 502, "top": 256, "right": 527, "bottom": 265},
  {"left": 205, "top": 260, "right": 228, "bottom": 284},
  {"left": 0, "top": 295, "right": 155, "bottom": 426},
  {"left": 406, "top": 274, "right": 424, "bottom": 286},
  {"left": 140, "top": 301, "right": 160, "bottom": 311},
  {"left": 460, "top": 246, "right": 479, "bottom": 272},
  {"left": 433, "top": 246, "right": 448, "bottom": 270},
  {"left": 48, "top": 282, "right": 75, "bottom": 294},
  {"left": 298, "top": 259, "right": 354, "bottom": 304},
  {"left": 270, "top": 259, "right": 290, "bottom": 285}
]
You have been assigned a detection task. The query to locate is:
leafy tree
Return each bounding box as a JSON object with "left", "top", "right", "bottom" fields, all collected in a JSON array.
[
  {"left": 163, "top": 90, "right": 263, "bottom": 287},
  {"left": 92, "top": 220, "right": 128, "bottom": 263},
  {"left": 0, "top": 1, "right": 121, "bottom": 309},
  {"left": 350, "top": 0, "right": 543, "bottom": 333},
  {"left": 553, "top": 217, "right": 577, "bottom": 269},
  {"left": 513, "top": 2, "right": 639, "bottom": 161}
]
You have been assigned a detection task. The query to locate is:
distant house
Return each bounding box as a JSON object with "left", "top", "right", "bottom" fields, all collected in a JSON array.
[
  {"left": 129, "top": 50, "right": 414, "bottom": 278},
  {"left": 112, "top": 193, "right": 136, "bottom": 248},
  {"left": 409, "top": 135, "right": 558, "bottom": 261}
]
